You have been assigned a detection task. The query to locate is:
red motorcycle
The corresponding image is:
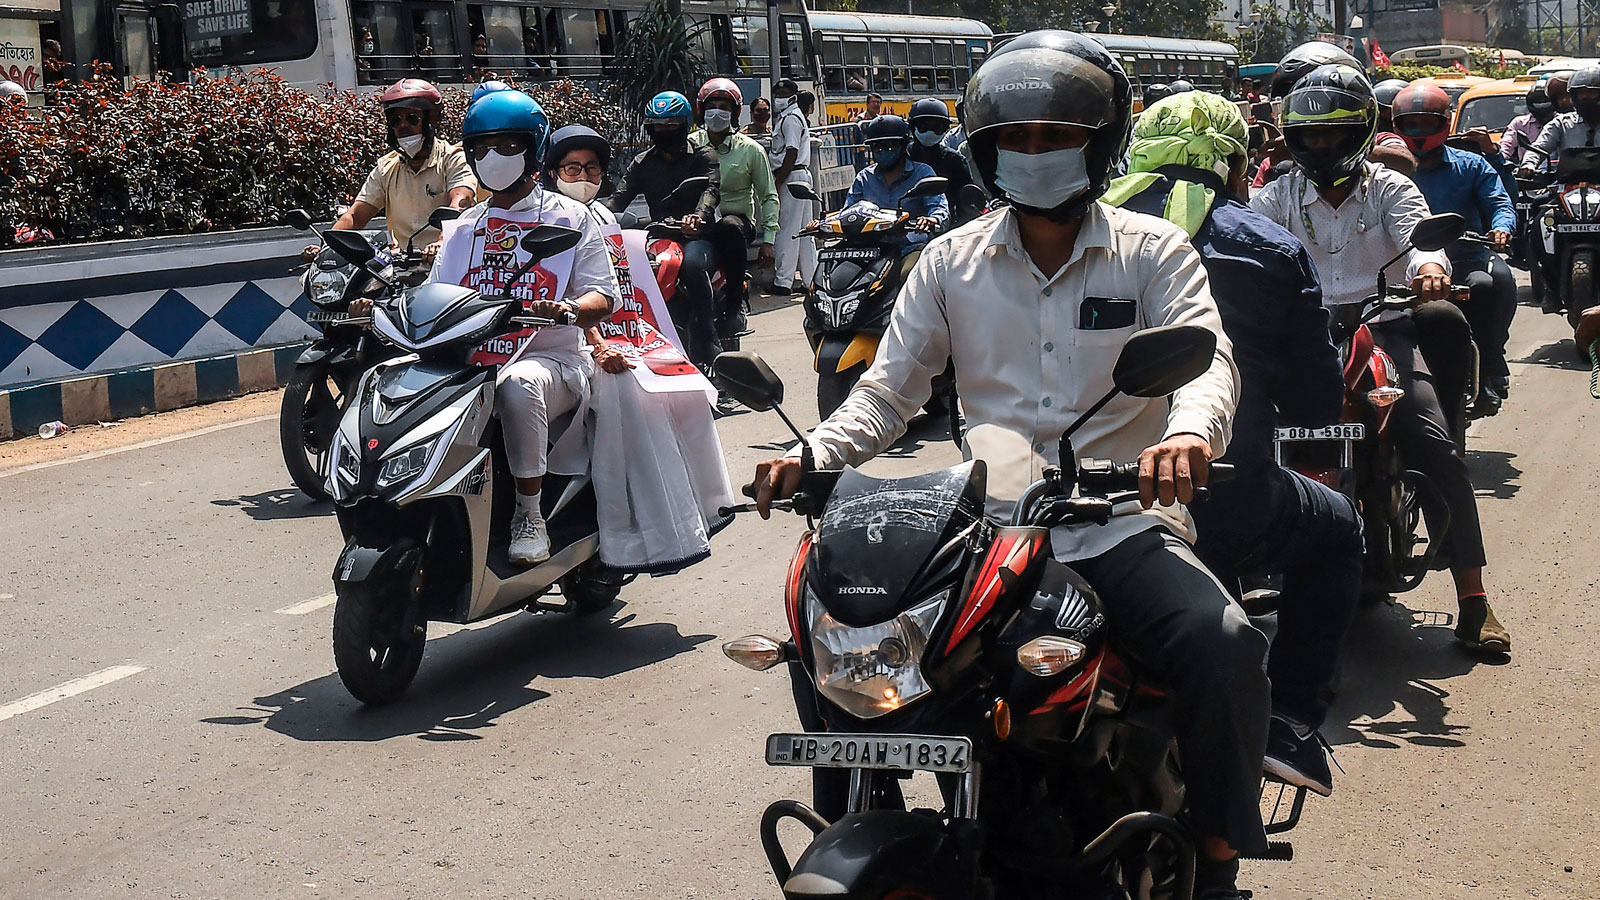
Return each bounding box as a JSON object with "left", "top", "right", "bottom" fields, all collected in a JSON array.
[
  {"left": 710, "top": 328, "right": 1302, "bottom": 900},
  {"left": 1274, "top": 213, "right": 1479, "bottom": 597}
]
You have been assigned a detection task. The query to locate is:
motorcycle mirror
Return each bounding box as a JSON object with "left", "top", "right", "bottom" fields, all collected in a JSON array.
[
  {"left": 902, "top": 176, "right": 949, "bottom": 200},
  {"left": 284, "top": 209, "right": 314, "bottom": 231},
  {"left": 1112, "top": 325, "right": 1218, "bottom": 398},
  {"left": 325, "top": 229, "right": 377, "bottom": 265},
  {"left": 787, "top": 182, "right": 824, "bottom": 203},
  {"left": 428, "top": 206, "right": 462, "bottom": 228},
  {"left": 518, "top": 224, "right": 583, "bottom": 261},
  {"left": 712, "top": 351, "right": 784, "bottom": 411},
  {"left": 1409, "top": 212, "right": 1467, "bottom": 252},
  {"left": 666, "top": 176, "right": 712, "bottom": 207}
]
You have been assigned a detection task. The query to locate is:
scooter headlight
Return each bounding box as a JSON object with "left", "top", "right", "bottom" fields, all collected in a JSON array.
[
  {"left": 308, "top": 269, "right": 349, "bottom": 308},
  {"left": 375, "top": 436, "right": 441, "bottom": 488},
  {"left": 1561, "top": 186, "right": 1600, "bottom": 221},
  {"left": 334, "top": 435, "right": 361, "bottom": 486},
  {"left": 807, "top": 587, "right": 947, "bottom": 719},
  {"left": 834, "top": 293, "right": 862, "bottom": 327}
]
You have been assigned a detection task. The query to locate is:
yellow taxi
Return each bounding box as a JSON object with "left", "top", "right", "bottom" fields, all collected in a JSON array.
[
  {"left": 1453, "top": 74, "right": 1542, "bottom": 141},
  {"left": 1411, "top": 72, "right": 1494, "bottom": 109}
]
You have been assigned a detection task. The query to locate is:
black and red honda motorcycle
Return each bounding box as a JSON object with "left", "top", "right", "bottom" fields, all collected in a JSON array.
[{"left": 711, "top": 327, "right": 1301, "bottom": 900}]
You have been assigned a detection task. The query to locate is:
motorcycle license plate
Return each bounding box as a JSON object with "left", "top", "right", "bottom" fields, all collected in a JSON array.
[
  {"left": 765, "top": 733, "right": 973, "bottom": 773},
  {"left": 1554, "top": 223, "right": 1600, "bottom": 233},
  {"left": 1274, "top": 424, "right": 1365, "bottom": 442},
  {"left": 306, "top": 310, "right": 351, "bottom": 324},
  {"left": 819, "top": 248, "right": 880, "bottom": 262}
]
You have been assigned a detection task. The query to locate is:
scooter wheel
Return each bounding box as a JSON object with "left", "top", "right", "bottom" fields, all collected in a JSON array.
[
  {"left": 332, "top": 562, "right": 427, "bottom": 706},
  {"left": 279, "top": 363, "right": 336, "bottom": 501}
]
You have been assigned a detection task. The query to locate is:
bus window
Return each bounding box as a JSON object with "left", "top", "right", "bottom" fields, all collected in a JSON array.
[
  {"left": 188, "top": 0, "right": 318, "bottom": 69},
  {"left": 468, "top": 5, "right": 552, "bottom": 79},
  {"left": 554, "top": 7, "right": 603, "bottom": 76},
  {"left": 869, "top": 37, "right": 890, "bottom": 91},
  {"left": 908, "top": 39, "right": 933, "bottom": 91},
  {"left": 933, "top": 40, "right": 955, "bottom": 90},
  {"left": 782, "top": 15, "right": 807, "bottom": 78},
  {"left": 410, "top": 4, "right": 459, "bottom": 79},
  {"left": 351, "top": 1, "right": 404, "bottom": 82},
  {"left": 961, "top": 43, "right": 985, "bottom": 88},
  {"left": 731, "top": 13, "right": 769, "bottom": 76},
  {"left": 887, "top": 38, "right": 908, "bottom": 91},
  {"left": 821, "top": 36, "right": 845, "bottom": 93},
  {"left": 843, "top": 37, "right": 867, "bottom": 92}
]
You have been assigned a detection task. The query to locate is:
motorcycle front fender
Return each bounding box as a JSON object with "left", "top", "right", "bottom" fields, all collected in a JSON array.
[
  {"left": 783, "top": 810, "right": 973, "bottom": 900},
  {"left": 333, "top": 534, "right": 420, "bottom": 589},
  {"left": 815, "top": 332, "right": 880, "bottom": 375}
]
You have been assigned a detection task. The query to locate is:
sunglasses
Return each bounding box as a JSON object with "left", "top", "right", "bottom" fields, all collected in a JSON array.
[
  {"left": 468, "top": 136, "right": 530, "bottom": 158},
  {"left": 386, "top": 111, "right": 424, "bottom": 127}
]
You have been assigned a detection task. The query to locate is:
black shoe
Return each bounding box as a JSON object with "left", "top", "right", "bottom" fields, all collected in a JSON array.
[
  {"left": 1471, "top": 386, "right": 1502, "bottom": 418},
  {"left": 1491, "top": 375, "right": 1510, "bottom": 398},
  {"left": 767, "top": 284, "right": 794, "bottom": 297},
  {"left": 717, "top": 311, "right": 749, "bottom": 341},
  {"left": 1262, "top": 715, "right": 1334, "bottom": 797},
  {"left": 1541, "top": 295, "right": 1564, "bottom": 314}
]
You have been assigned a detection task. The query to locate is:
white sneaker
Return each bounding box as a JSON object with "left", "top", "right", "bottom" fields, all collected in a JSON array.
[{"left": 508, "top": 506, "right": 551, "bottom": 566}]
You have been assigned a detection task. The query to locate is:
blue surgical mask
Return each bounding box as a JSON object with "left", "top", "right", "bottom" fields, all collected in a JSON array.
[
  {"left": 994, "top": 147, "right": 1091, "bottom": 210},
  {"left": 872, "top": 147, "right": 902, "bottom": 168},
  {"left": 914, "top": 129, "right": 943, "bottom": 147}
]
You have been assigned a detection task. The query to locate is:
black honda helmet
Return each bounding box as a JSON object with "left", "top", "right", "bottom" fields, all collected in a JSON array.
[
  {"left": 1527, "top": 82, "right": 1556, "bottom": 121},
  {"left": 1373, "top": 78, "right": 1408, "bottom": 111},
  {"left": 1169, "top": 79, "right": 1195, "bottom": 94},
  {"left": 909, "top": 97, "right": 952, "bottom": 130},
  {"left": 1571, "top": 65, "right": 1600, "bottom": 121},
  {"left": 1282, "top": 64, "right": 1378, "bottom": 189},
  {"left": 863, "top": 113, "right": 912, "bottom": 148},
  {"left": 964, "top": 29, "right": 1133, "bottom": 221},
  {"left": 1272, "top": 41, "right": 1362, "bottom": 99},
  {"left": 1144, "top": 82, "right": 1172, "bottom": 107}
]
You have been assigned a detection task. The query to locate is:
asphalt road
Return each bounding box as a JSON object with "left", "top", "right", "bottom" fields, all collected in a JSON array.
[{"left": 1, "top": 293, "right": 1596, "bottom": 900}]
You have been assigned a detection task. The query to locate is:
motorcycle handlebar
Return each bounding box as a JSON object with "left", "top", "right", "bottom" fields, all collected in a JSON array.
[{"left": 1076, "top": 459, "right": 1235, "bottom": 495}]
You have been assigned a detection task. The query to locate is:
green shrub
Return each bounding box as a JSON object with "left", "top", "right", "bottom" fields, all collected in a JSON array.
[{"left": 0, "top": 67, "right": 623, "bottom": 248}]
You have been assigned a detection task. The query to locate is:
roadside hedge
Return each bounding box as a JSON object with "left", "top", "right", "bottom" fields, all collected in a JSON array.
[{"left": 0, "top": 68, "right": 623, "bottom": 249}]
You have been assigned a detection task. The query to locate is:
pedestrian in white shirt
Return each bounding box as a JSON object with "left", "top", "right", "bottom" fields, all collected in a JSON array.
[
  {"left": 768, "top": 77, "right": 817, "bottom": 294},
  {"left": 751, "top": 33, "right": 1269, "bottom": 899}
]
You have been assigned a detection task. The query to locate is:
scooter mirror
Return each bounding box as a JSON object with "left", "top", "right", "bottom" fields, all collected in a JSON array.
[
  {"left": 1409, "top": 212, "right": 1467, "bottom": 252},
  {"left": 284, "top": 209, "right": 314, "bottom": 231},
  {"left": 1112, "top": 325, "right": 1217, "bottom": 398},
  {"left": 787, "top": 182, "right": 824, "bottom": 203},
  {"left": 325, "top": 229, "right": 377, "bottom": 265},
  {"left": 901, "top": 176, "right": 950, "bottom": 201},
  {"left": 712, "top": 351, "right": 785, "bottom": 411},
  {"left": 518, "top": 224, "right": 583, "bottom": 261},
  {"left": 665, "top": 176, "right": 712, "bottom": 207},
  {"left": 428, "top": 206, "right": 462, "bottom": 228}
]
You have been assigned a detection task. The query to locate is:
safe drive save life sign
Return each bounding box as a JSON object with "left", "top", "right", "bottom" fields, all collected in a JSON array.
[{"left": 180, "top": 0, "right": 253, "bottom": 42}]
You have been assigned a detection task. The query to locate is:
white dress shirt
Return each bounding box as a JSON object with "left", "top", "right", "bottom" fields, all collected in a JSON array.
[
  {"left": 769, "top": 107, "right": 811, "bottom": 174},
  {"left": 1249, "top": 162, "right": 1449, "bottom": 318},
  {"left": 801, "top": 202, "right": 1239, "bottom": 562}
]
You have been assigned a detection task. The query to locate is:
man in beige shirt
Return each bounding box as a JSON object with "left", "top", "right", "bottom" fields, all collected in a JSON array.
[
  {"left": 752, "top": 34, "right": 1268, "bottom": 898},
  {"left": 301, "top": 79, "right": 477, "bottom": 261}
]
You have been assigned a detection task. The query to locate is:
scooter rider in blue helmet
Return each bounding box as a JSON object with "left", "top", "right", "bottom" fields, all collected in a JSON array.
[
  {"left": 606, "top": 90, "right": 725, "bottom": 367},
  {"left": 442, "top": 89, "right": 621, "bottom": 565}
]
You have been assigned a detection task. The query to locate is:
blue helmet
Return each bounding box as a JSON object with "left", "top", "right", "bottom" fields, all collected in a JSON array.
[
  {"left": 645, "top": 90, "right": 693, "bottom": 123},
  {"left": 462, "top": 89, "right": 550, "bottom": 154},
  {"left": 471, "top": 80, "right": 513, "bottom": 104}
]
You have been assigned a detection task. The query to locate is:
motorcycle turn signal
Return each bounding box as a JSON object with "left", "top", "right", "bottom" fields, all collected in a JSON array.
[{"left": 724, "top": 635, "right": 792, "bottom": 671}]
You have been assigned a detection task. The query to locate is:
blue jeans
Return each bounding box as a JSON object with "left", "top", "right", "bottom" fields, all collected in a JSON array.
[{"left": 1193, "top": 465, "right": 1364, "bottom": 729}]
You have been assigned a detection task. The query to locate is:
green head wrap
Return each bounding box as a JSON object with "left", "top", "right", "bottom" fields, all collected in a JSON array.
[{"left": 1127, "top": 91, "right": 1249, "bottom": 180}]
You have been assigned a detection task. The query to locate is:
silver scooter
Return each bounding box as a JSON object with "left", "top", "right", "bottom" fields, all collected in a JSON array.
[{"left": 323, "top": 224, "right": 622, "bottom": 706}]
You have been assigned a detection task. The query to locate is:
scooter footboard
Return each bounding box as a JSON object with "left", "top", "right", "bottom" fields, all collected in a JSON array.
[{"left": 780, "top": 809, "right": 974, "bottom": 900}]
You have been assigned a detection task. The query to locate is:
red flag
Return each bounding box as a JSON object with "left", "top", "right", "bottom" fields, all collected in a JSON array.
[
  {"left": 1371, "top": 38, "right": 1391, "bottom": 68},
  {"left": 1453, "top": 58, "right": 1470, "bottom": 72},
  {"left": 1498, "top": 49, "right": 1507, "bottom": 70}
]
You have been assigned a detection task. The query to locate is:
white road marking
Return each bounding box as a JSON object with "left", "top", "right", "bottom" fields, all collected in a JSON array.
[
  {"left": 0, "top": 414, "right": 277, "bottom": 481},
  {"left": 0, "top": 665, "right": 147, "bottom": 724},
  {"left": 275, "top": 593, "right": 337, "bottom": 615}
]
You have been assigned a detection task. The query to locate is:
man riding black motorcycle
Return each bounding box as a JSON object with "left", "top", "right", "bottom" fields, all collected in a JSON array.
[
  {"left": 1104, "top": 90, "right": 1363, "bottom": 799},
  {"left": 906, "top": 97, "right": 978, "bottom": 220},
  {"left": 606, "top": 90, "right": 724, "bottom": 366},
  {"left": 1393, "top": 82, "right": 1518, "bottom": 416},
  {"left": 1252, "top": 65, "right": 1512, "bottom": 655},
  {"left": 1521, "top": 65, "right": 1600, "bottom": 176},
  {"left": 756, "top": 31, "right": 1269, "bottom": 900}
]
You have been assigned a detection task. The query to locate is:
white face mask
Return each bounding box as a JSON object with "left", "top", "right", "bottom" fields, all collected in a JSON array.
[
  {"left": 774, "top": 96, "right": 795, "bottom": 115},
  {"left": 396, "top": 134, "right": 426, "bottom": 158},
  {"left": 704, "top": 108, "right": 734, "bottom": 134},
  {"left": 914, "top": 129, "right": 943, "bottom": 147},
  {"left": 558, "top": 178, "right": 600, "bottom": 204},
  {"left": 994, "top": 147, "right": 1091, "bottom": 210},
  {"left": 475, "top": 150, "right": 526, "bottom": 193}
]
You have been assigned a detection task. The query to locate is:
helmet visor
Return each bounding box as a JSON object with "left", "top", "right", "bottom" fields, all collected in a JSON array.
[
  {"left": 1284, "top": 123, "right": 1371, "bottom": 186},
  {"left": 1283, "top": 85, "right": 1373, "bottom": 127},
  {"left": 1394, "top": 113, "right": 1449, "bottom": 137}
]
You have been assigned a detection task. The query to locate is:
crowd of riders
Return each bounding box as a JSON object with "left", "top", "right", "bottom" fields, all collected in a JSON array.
[{"left": 298, "top": 40, "right": 1599, "bottom": 896}]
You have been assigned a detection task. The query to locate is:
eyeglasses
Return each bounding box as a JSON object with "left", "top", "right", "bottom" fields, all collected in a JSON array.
[
  {"left": 559, "top": 161, "right": 605, "bottom": 180},
  {"left": 468, "top": 136, "right": 530, "bottom": 158},
  {"left": 385, "top": 111, "right": 424, "bottom": 127}
]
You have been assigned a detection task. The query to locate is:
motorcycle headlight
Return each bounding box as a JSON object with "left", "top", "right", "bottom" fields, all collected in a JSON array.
[
  {"left": 334, "top": 435, "right": 360, "bottom": 486},
  {"left": 1561, "top": 186, "right": 1600, "bottom": 221},
  {"left": 309, "top": 269, "right": 348, "bottom": 307},
  {"left": 807, "top": 588, "right": 947, "bottom": 719},
  {"left": 375, "top": 436, "right": 439, "bottom": 488},
  {"left": 834, "top": 294, "right": 861, "bottom": 326}
]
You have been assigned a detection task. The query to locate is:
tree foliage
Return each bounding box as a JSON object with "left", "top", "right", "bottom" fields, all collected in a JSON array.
[
  {"left": 607, "top": 0, "right": 707, "bottom": 141},
  {"left": 1235, "top": 2, "right": 1331, "bottom": 65}
]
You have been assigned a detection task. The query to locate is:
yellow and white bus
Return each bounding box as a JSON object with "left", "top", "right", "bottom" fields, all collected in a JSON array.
[{"left": 809, "top": 11, "right": 993, "bottom": 124}]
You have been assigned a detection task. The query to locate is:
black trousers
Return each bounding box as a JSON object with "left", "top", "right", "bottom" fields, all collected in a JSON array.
[
  {"left": 1373, "top": 308, "right": 1488, "bottom": 570},
  {"left": 1075, "top": 528, "right": 1271, "bottom": 856},
  {"left": 1194, "top": 466, "right": 1365, "bottom": 729},
  {"left": 1456, "top": 255, "right": 1517, "bottom": 383},
  {"left": 675, "top": 238, "right": 720, "bottom": 366},
  {"left": 705, "top": 213, "right": 753, "bottom": 316}
]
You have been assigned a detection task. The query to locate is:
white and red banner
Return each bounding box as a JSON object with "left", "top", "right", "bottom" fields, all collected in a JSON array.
[{"left": 596, "top": 225, "right": 716, "bottom": 401}]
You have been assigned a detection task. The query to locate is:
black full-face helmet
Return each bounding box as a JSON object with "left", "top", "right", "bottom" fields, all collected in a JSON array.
[
  {"left": 1571, "top": 65, "right": 1600, "bottom": 121},
  {"left": 963, "top": 29, "right": 1133, "bottom": 222},
  {"left": 1272, "top": 41, "right": 1362, "bottom": 99},
  {"left": 1282, "top": 64, "right": 1379, "bottom": 189}
]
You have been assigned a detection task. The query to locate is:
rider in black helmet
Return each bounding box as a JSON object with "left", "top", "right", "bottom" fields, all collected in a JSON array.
[
  {"left": 1270, "top": 40, "right": 1362, "bottom": 99},
  {"left": 906, "top": 96, "right": 977, "bottom": 220},
  {"left": 1372, "top": 78, "right": 1408, "bottom": 134},
  {"left": 1169, "top": 78, "right": 1196, "bottom": 94},
  {"left": 1143, "top": 82, "right": 1173, "bottom": 109},
  {"left": 756, "top": 30, "right": 1267, "bottom": 899}
]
